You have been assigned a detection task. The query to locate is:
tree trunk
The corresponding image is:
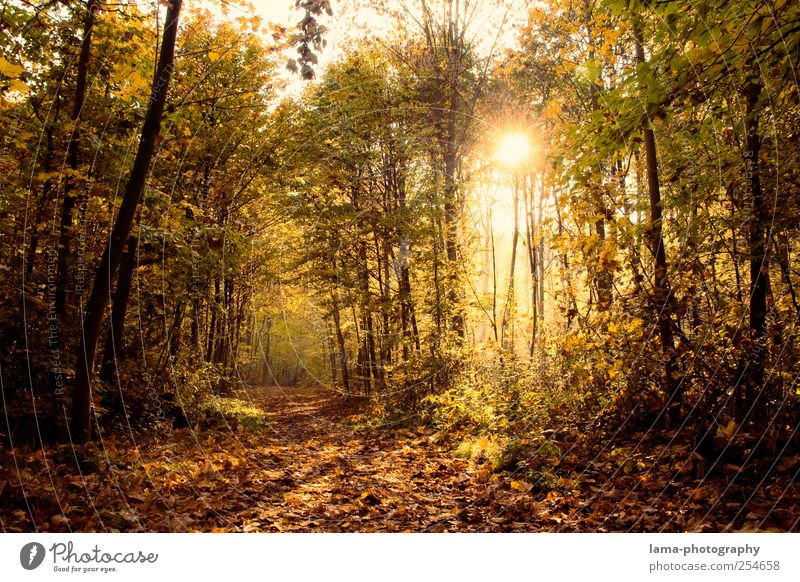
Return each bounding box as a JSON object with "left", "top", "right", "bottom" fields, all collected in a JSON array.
[
  {"left": 594, "top": 210, "right": 613, "bottom": 311},
  {"left": 773, "top": 234, "right": 799, "bottom": 315},
  {"left": 168, "top": 302, "right": 184, "bottom": 359},
  {"left": 524, "top": 172, "right": 538, "bottom": 355},
  {"left": 444, "top": 148, "right": 464, "bottom": 338},
  {"left": 633, "top": 20, "right": 678, "bottom": 411},
  {"left": 741, "top": 78, "right": 768, "bottom": 420},
  {"left": 501, "top": 174, "right": 520, "bottom": 352},
  {"left": 70, "top": 0, "right": 182, "bottom": 444},
  {"left": 553, "top": 184, "right": 576, "bottom": 330},
  {"left": 537, "top": 178, "right": 546, "bottom": 323},
  {"left": 56, "top": 0, "right": 99, "bottom": 318},
  {"left": 26, "top": 123, "right": 57, "bottom": 280},
  {"left": 326, "top": 320, "right": 338, "bottom": 384},
  {"left": 99, "top": 235, "right": 138, "bottom": 384},
  {"left": 331, "top": 295, "right": 350, "bottom": 392},
  {"left": 206, "top": 276, "right": 220, "bottom": 363},
  {"left": 633, "top": 20, "right": 682, "bottom": 409},
  {"left": 585, "top": 5, "right": 613, "bottom": 313},
  {"left": 379, "top": 239, "right": 392, "bottom": 374},
  {"left": 191, "top": 297, "right": 201, "bottom": 356}
]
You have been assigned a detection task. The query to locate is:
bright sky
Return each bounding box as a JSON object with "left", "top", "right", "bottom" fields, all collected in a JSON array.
[{"left": 206, "top": 0, "right": 527, "bottom": 76}]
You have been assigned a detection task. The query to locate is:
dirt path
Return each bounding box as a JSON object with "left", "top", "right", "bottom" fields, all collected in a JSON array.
[
  {"left": 3, "top": 386, "right": 523, "bottom": 533},
  {"left": 212, "top": 385, "right": 498, "bottom": 532},
  {"left": 4, "top": 386, "right": 796, "bottom": 532}
]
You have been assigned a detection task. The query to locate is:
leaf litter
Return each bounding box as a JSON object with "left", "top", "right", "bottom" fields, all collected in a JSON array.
[{"left": 1, "top": 386, "right": 797, "bottom": 532}]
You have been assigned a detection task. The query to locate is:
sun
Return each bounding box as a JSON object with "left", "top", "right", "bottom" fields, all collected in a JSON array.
[{"left": 495, "top": 133, "right": 531, "bottom": 168}]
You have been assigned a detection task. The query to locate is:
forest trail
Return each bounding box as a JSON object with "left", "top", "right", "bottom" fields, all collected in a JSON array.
[
  {"left": 3, "top": 384, "right": 797, "bottom": 533},
  {"left": 214, "top": 385, "right": 499, "bottom": 532},
  {"left": 2, "top": 386, "right": 516, "bottom": 533}
]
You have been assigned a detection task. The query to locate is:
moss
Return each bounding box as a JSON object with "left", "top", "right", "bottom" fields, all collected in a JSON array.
[{"left": 199, "top": 395, "right": 270, "bottom": 430}]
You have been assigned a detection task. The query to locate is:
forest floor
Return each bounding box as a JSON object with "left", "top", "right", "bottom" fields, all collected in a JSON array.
[{"left": 1, "top": 385, "right": 798, "bottom": 532}]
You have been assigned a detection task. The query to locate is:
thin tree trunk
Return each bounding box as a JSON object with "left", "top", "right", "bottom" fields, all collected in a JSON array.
[
  {"left": 585, "top": 4, "right": 613, "bottom": 313},
  {"left": 364, "top": 309, "right": 378, "bottom": 394},
  {"left": 99, "top": 235, "right": 138, "bottom": 384},
  {"left": 553, "top": 184, "right": 576, "bottom": 330},
  {"left": 331, "top": 295, "right": 350, "bottom": 392},
  {"left": 56, "top": 0, "right": 98, "bottom": 318},
  {"left": 26, "top": 123, "right": 57, "bottom": 280},
  {"left": 741, "top": 78, "right": 768, "bottom": 420},
  {"left": 380, "top": 240, "right": 392, "bottom": 373},
  {"left": 216, "top": 275, "right": 233, "bottom": 366},
  {"left": 594, "top": 210, "right": 613, "bottom": 311},
  {"left": 501, "top": 174, "right": 520, "bottom": 351},
  {"left": 524, "top": 173, "right": 538, "bottom": 355},
  {"left": 633, "top": 20, "right": 678, "bottom": 411},
  {"left": 326, "top": 320, "right": 338, "bottom": 384},
  {"left": 773, "top": 234, "right": 799, "bottom": 316},
  {"left": 537, "top": 177, "right": 546, "bottom": 324},
  {"left": 71, "top": 0, "right": 182, "bottom": 444},
  {"left": 191, "top": 297, "right": 201, "bottom": 355},
  {"left": 206, "top": 277, "right": 219, "bottom": 363},
  {"left": 444, "top": 152, "right": 464, "bottom": 338},
  {"left": 490, "top": 221, "right": 499, "bottom": 343},
  {"left": 168, "top": 302, "right": 184, "bottom": 359},
  {"left": 729, "top": 185, "right": 744, "bottom": 303}
]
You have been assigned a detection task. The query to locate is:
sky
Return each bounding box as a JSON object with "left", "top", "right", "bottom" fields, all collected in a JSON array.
[{"left": 207, "top": 0, "right": 527, "bottom": 74}]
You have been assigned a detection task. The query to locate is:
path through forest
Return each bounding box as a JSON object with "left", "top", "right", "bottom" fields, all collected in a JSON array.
[
  {"left": 2, "top": 386, "right": 513, "bottom": 532},
  {"left": 3, "top": 385, "right": 796, "bottom": 533},
  {"left": 219, "top": 385, "right": 500, "bottom": 532}
]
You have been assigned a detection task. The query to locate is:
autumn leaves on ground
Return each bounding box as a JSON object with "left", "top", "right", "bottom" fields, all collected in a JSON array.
[{"left": 2, "top": 385, "right": 797, "bottom": 533}]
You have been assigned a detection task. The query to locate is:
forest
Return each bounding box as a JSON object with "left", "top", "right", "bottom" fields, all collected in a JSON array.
[{"left": 1, "top": 0, "right": 798, "bottom": 533}]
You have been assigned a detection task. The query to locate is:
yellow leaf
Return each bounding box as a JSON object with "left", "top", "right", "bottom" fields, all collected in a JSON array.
[
  {"left": 208, "top": 51, "right": 220, "bottom": 62},
  {"left": 582, "top": 233, "right": 600, "bottom": 254},
  {"left": 510, "top": 480, "right": 530, "bottom": 492},
  {"left": 8, "top": 79, "right": 29, "bottom": 93},
  {"left": 628, "top": 318, "right": 645, "bottom": 333},
  {"left": 716, "top": 420, "right": 736, "bottom": 440},
  {"left": 0, "top": 56, "right": 24, "bottom": 78}
]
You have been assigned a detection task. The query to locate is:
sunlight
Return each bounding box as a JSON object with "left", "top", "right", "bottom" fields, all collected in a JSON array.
[
  {"left": 489, "top": 184, "right": 516, "bottom": 235},
  {"left": 495, "top": 132, "right": 531, "bottom": 168}
]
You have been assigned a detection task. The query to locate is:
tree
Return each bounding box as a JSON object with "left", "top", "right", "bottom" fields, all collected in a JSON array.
[
  {"left": 630, "top": 13, "right": 678, "bottom": 413},
  {"left": 71, "top": 0, "right": 182, "bottom": 444},
  {"left": 55, "top": 0, "right": 100, "bottom": 320}
]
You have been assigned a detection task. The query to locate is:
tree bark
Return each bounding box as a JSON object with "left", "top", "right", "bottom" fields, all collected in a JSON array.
[
  {"left": 633, "top": 20, "right": 678, "bottom": 411},
  {"left": 99, "top": 235, "right": 137, "bottom": 384},
  {"left": 773, "top": 234, "right": 799, "bottom": 316},
  {"left": 56, "top": 0, "right": 99, "bottom": 318},
  {"left": 524, "top": 173, "right": 538, "bottom": 355},
  {"left": 331, "top": 295, "right": 350, "bottom": 393},
  {"left": 741, "top": 78, "right": 768, "bottom": 420},
  {"left": 206, "top": 276, "right": 220, "bottom": 363},
  {"left": 585, "top": 3, "right": 613, "bottom": 313},
  {"left": 501, "top": 173, "right": 520, "bottom": 351},
  {"left": 70, "top": 0, "right": 182, "bottom": 444}
]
